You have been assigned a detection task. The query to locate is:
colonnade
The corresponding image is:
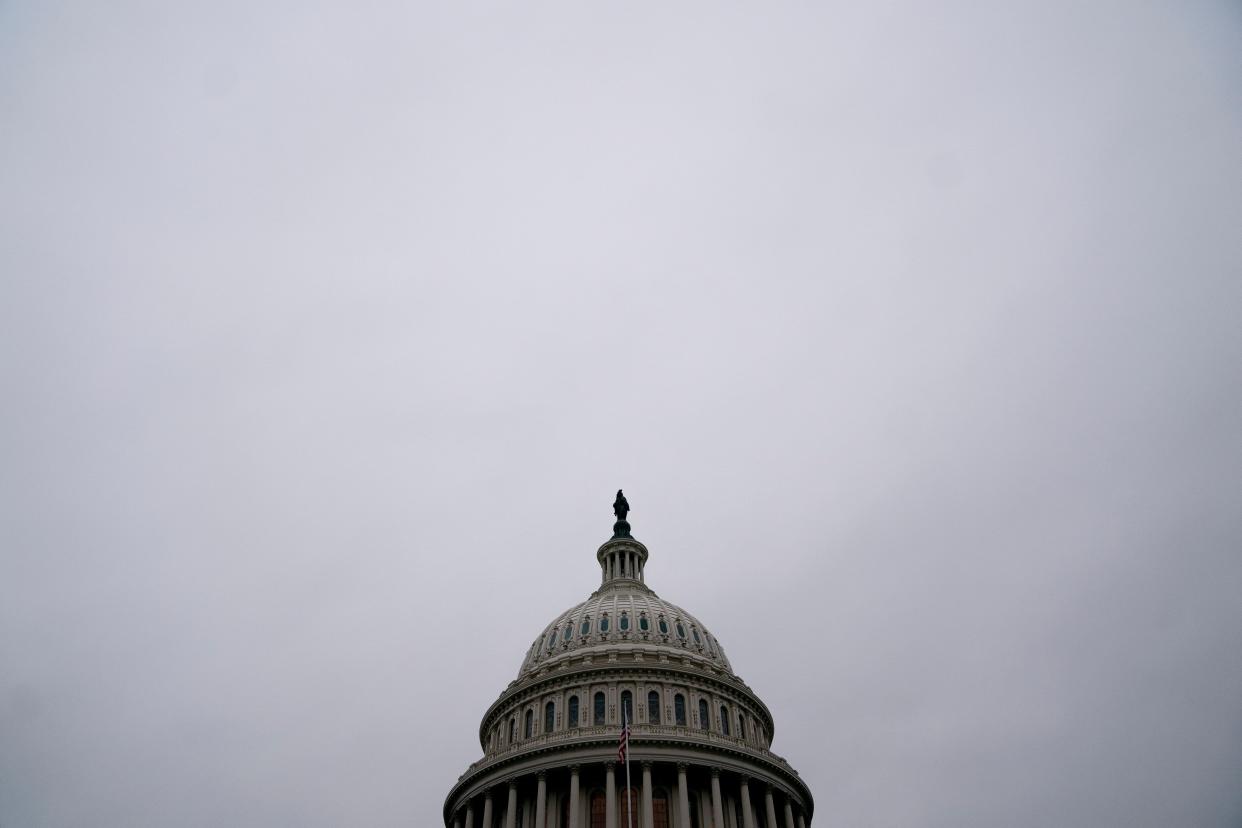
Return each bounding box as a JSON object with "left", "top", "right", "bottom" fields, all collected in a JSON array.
[
  {"left": 452, "top": 762, "right": 809, "bottom": 828},
  {"left": 602, "top": 550, "right": 645, "bottom": 583}
]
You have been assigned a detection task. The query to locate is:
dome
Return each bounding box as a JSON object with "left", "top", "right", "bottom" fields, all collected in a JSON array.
[
  {"left": 518, "top": 586, "right": 734, "bottom": 678},
  {"left": 444, "top": 492, "right": 814, "bottom": 828},
  {"left": 517, "top": 516, "right": 734, "bottom": 679}
]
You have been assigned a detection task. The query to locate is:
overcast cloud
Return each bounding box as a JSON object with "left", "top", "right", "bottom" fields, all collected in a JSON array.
[{"left": 2, "top": 2, "right": 1242, "bottom": 826}]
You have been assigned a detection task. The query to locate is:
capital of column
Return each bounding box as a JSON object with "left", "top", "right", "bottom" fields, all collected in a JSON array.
[
  {"left": 641, "top": 760, "right": 653, "bottom": 769},
  {"left": 606, "top": 761, "right": 616, "bottom": 771},
  {"left": 570, "top": 764, "right": 581, "bottom": 774},
  {"left": 507, "top": 779, "right": 518, "bottom": 790},
  {"left": 710, "top": 767, "right": 721, "bottom": 778},
  {"left": 676, "top": 762, "right": 689, "bottom": 772},
  {"left": 536, "top": 770, "right": 547, "bottom": 781}
]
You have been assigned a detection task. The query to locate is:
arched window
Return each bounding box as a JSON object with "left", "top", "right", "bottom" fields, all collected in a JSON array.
[
  {"left": 692, "top": 627, "right": 701, "bottom": 644},
  {"left": 547, "top": 630, "right": 558, "bottom": 652},
  {"left": 698, "top": 699, "right": 709, "bottom": 730},
  {"left": 509, "top": 717, "right": 516, "bottom": 743},
  {"left": 594, "top": 692, "right": 606, "bottom": 726},
  {"left": 675, "top": 621, "right": 686, "bottom": 639},
  {"left": 648, "top": 690, "right": 661, "bottom": 724},
  {"left": 581, "top": 617, "right": 592, "bottom": 637},
  {"left": 564, "top": 622, "right": 574, "bottom": 641},
  {"left": 738, "top": 712, "right": 747, "bottom": 740},
  {"left": 621, "top": 690, "right": 633, "bottom": 724},
  {"left": 620, "top": 613, "right": 630, "bottom": 631},
  {"left": 569, "top": 695, "right": 579, "bottom": 728},
  {"left": 590, "top": 792, "right": 607, "bottom": 828},
  {"left": 653, "top": 790, "right": 670, "bottom": 828},
  {"left": 599, "top": 615, "right": 610, "bottom": 633},
  {"left": 639, "top": 614, "right": 650, "bottom": 632},
  {"left": 674, "top": 694, "right": 686, "bottom": 726},
  {"left": 720, "top": 705, "right": 730, "bottom": 736},
  {"left": 658, "top": 617, "right": 669, "bottom": 635},
  {"left": 524, "top": 709, "right": 533, "bottom": 738},
  {"left": 618, "top": 788, "right": 639, "bottom": 828},
  {"left": 545, "top": 701, "right": 555, "bottom": 734}
]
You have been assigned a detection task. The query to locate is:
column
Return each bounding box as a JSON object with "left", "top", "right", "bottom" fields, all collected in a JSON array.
[
  {"left": 455, "top": 816, "right": 463, "bottom": 828},
  {"left": 797, "top": 814, "right": 807, "bottom": 828},
  {"left": 676, "top": 764, "right": 691, "bottom": 828},
  {"left": 738, "top": 779, "right": 755, "bottom": 828},
  {"left": 606, "top": 762, "right": 618, "bottom": 828},
  {"left": 535, "top": 772, "right": 547, "bottom": 828},
  {"left": 641, "top": 762, "right": 654, "bottom": 828},
  {"left": 764, "top": 788, "right": 778, "bottom": 828},
  {"left": 482, "top": 792, "right": 493, "bottom": 828},
  {"left": 783, "top": 800, "right": 795, "bottom": 828},
  {"left": 465, "top": 804, "right": 474, "bottom": 828},
  {"left": 569, "top": 766, "right": 581, "bottom": 828},
  {"left": 709, "top": 769, "right": 724, "bottom": 828},
  {"left": 506, "top": 781, "right": 518, "bottom": 828}
]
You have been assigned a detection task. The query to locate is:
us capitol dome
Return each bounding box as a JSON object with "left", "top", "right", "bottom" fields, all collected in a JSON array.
[{"left": 443, "top": 492, "right": 814, "bottom": 828}]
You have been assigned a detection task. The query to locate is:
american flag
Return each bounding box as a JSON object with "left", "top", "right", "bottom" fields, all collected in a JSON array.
[{"left": 617, "top": 715, "right": 631, "bottom": 764}]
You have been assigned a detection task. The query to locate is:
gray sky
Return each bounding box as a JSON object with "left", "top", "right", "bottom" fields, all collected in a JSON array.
[{"left": 2, "top": 2, "right": 1241, "bottom": 826}]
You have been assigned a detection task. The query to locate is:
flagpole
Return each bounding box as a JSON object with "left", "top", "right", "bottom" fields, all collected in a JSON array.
[{"left": 624, "top": 709, "right": 634, "bottom": 828}]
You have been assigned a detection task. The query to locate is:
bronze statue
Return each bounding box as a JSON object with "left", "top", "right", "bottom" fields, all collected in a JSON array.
[{"left": 613, "top": 489, "right": 629, "bottom": 522}]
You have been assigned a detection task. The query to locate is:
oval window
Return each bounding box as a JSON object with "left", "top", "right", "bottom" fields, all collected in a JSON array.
[
  {"left": 639, "top": 614, "right": 650, "bottom": 632},
  {"left": 600, "top": 615, "right": 610, "bottom": 633},
  {"left": 620, "top": 613, "right": 630, "bottom": 631},
  {"left": 581, "top": 617, "right": 591, "bottom": 636},
  {"left": 658, "top": 618, "right": 669, "bottom": 635},
  {"left": 692, "top": 627, "right": 701, "bottom": 644},
  {"left": 547, "top": 630, "right": 558, "bottom": 651},
  {"left": 564, "top": 622, "right": 574, "bottom": 641},
  {"left": 675, "top": 621, "right": 686, "bottom": 639}
]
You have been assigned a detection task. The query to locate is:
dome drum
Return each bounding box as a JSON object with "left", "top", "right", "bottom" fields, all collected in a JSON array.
[{"left": 478, "top": 664, "right": 775, "bottom": 758}]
